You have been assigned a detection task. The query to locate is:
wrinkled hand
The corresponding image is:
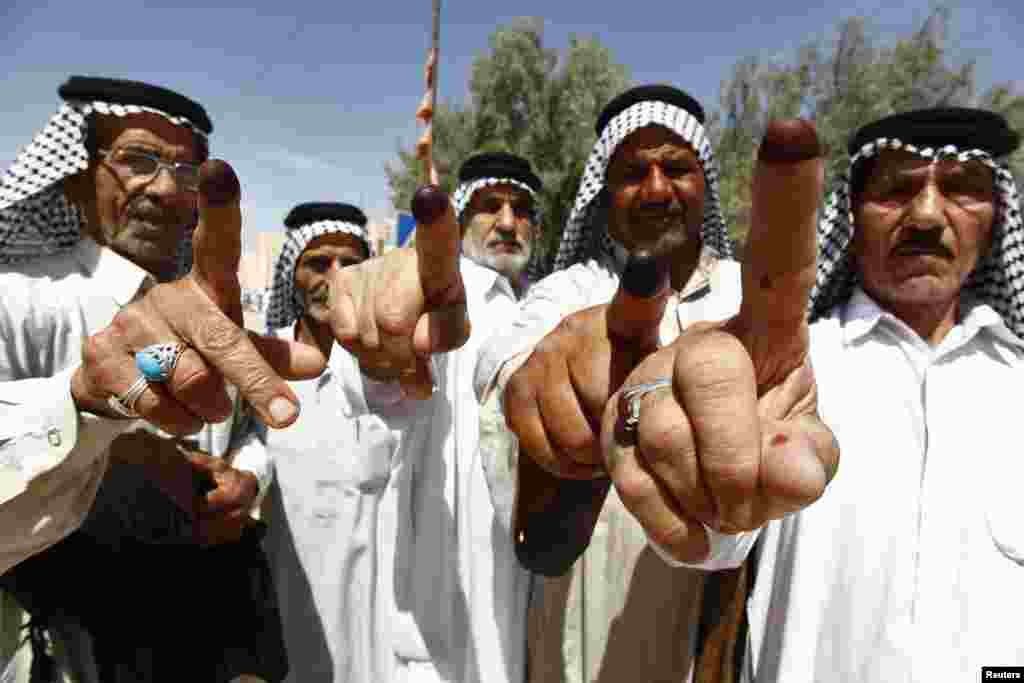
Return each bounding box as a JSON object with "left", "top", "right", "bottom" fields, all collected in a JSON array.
[
  {"left": 505, "top": 252, "right": 671, "bottom": 479},
  {"left": 180, "top": 446, "right": 259, "bottom": 547},
  {"left": 71, "top": 161, "right": 326, "bottom": 434},
  {"left": 327, "top": 186, "right": 469, "bottom": 398},
  {"left": 600, "top": 120, "right": 839, "bottom": 563},
  {"left": 499, "top": 252, "right": 672, "bottom": 574}
]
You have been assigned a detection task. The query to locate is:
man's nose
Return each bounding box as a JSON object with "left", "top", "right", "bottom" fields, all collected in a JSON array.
[
  {"left": 906, "top": 175, "right": 949, "bottom": 232},
  {"left": 639, "top": 163, "right": 673, "bottom": 204},
  {"left": 496, "top": 202, "right": 516, "bottom": 229}
]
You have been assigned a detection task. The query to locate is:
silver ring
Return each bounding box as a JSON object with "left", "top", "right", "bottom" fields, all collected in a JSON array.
[
  {"left": 107, "top": 376, "right": 149, "bottom": 418},
  {"left": 619, "top": 379, "right": 673, "bottom": 433},
  {"left": 135, "top": 342, "right": 188, "bottom": 383}
]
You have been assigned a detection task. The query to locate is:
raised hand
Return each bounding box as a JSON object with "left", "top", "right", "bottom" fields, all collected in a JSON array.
[
  {"left": 71, "top": 160, "right": 326, "bottom": 435},
  {"left": 327, "top": 185, "right": 469, "bottom": 398},
  {"left": 601, "top": 120, "right": 839, "bottom": 563},
  {"left": 502, "top": 251, "right": 671, "bottom": 574}
]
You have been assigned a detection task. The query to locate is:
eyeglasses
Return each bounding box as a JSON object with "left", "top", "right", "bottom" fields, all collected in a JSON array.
[{"left": 98, "top": 147, "right": 201, "bottom": 192}]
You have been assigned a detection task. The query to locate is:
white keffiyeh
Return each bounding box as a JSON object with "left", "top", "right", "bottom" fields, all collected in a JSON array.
[
  {"left": 452, "top": 176, "right": 540, "bottom": 225},
  {"left": 809, "top": 138, "right": 1024, "bottom": 338},
  {"left": 0, "top": 101, "right": 207, "bottom": 271},
  {"left": 532, "top": 99, "right": 733, "bottom": 280}
]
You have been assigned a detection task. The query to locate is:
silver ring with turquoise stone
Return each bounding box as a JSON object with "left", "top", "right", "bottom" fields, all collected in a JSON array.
[{"left": 135, "top": 342, "right": 188, "bottom": 383}]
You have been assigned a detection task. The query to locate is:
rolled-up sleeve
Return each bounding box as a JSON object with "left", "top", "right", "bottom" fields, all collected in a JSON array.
[
  {"left": 0, "top": 366, "right": 130, "bottom": 573},
  {"left": 474, "top": 262, "right": 613, "bottom": 402},
  {"left": 229, "top": 424, "right": 273, "bottom": 516}
]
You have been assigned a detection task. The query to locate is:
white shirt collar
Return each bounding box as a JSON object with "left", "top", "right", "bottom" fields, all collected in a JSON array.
[
  {"left": 462, "top": 255, "right": 521, "bottom": 301},
  {"left": 841, "top": 286, "right": 1024, "bottom": 351},
  {"left": 72, "top": 238, "right": 152, "bottom": 306}
]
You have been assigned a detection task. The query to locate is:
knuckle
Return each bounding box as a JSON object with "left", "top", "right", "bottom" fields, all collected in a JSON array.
[
  {"left": 234, "top": 365, "right": 278, "bottom": 400},
  {"left": 532, "top": 335, "right": 562, "bottom": 360},
  {"left": 552, "top": 426, "right": 594, "bottom": 454},
  {"left": 193, "top": 315, "right": 245, "bottom": 355},
  {"left": 174, "top": 362, "right": 218, "bottom": 395},
  {"left": 109, "top": 303, "right": 143, "bottom": 337},
  {"left": 645, "top": 521, "right": 690, "bottom": 554},
  {"left": 376, "top": 307, "right": 408, "bottom": 336},
  {"left": 702, "top": 457, "right": 758, "bottom": 494},
  {"left": 639, "top": 417, "right": 692, "bottom": 466},
  {"left": 555, "top": 310, "right": 588, "bottom": 338},
  {"left": 504, "top": 371, "right": 533, "bottom": 412},
  {"left": 80, "top": 333, "right": 106, "bottom": 370},
  {"left": 676, "top": 343, "right": 752, "bottom": 403},
  {"left": 614, "top": 466, "right": 658, "bottom": 507}
]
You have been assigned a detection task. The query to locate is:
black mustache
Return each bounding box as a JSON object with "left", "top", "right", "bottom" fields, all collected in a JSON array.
[{"left": 126, "top": 197, "right": 179, "bottom": 224}]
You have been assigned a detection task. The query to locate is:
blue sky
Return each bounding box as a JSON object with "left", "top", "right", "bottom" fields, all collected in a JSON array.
[{"left": 4, "top": 0, "right": 1021, "bottom": 249}]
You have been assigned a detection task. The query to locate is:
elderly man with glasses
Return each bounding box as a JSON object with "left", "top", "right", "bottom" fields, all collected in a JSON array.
[{"left": 0, "top": 76, "right": 282, "bottom": 683}]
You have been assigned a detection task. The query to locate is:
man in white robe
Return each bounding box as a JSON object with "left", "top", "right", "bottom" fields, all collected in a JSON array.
[
  {"left": 258, "top": 153, "right": 543, "bottom": 682},
  {"left": 622, "top": 108, "right": 1024, "bottom": 682}
]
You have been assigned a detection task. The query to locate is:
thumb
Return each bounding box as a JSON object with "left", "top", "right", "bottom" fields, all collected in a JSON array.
[{"left": 606, "top": 251, "right": 669, "bottom": 350}]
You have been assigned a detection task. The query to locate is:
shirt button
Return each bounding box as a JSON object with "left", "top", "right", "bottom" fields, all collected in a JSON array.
[{"left": 47, "top": 428, "right": 62, "bottom": 448}]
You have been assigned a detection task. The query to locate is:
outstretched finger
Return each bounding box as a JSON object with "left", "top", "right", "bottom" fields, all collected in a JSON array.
[
  {"left": 171, "top": 305, "right": 302, "bottom": 429},
  {"left": 732, "top": 119, "right": 824, "bottom": 388},
  {"left": 190, "top": 160, "right": 244, "bottom": 325},
  {"left": 248, "top": 331, "right": 326, "bottom": 381},
  {"left": 606, "top": 251, "right": 669, "bottom": 351},
  {"left": 411, "top": 185, "right": 464, "bottom": 307}
]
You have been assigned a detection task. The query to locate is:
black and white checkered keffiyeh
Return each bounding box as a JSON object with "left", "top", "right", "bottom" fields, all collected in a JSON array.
[
  {"left": 532, "top": 99, "right": 733, "bottom": 280},
  {"left": 0, "top": 101, "right": 207, "bottom": 271},
  {"left": 265, "top": 220, "right": 374, "bottom": 332},
  {"left": 452, "top": 176, "right": 541, "bottom": 225},
  {"left": 808, "top": 138, "right": 1024, "bottom": 337}
]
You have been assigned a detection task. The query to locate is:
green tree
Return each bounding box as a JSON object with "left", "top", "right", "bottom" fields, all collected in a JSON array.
[
  {"left": 980, "top": 84, "right": 1024, "bottom": 182},
  {"left": 385, "top": 19, "right": 630, "bottom": 266},
  {"left": 712, "top": 6, "right": 996, "bottom": 243}
]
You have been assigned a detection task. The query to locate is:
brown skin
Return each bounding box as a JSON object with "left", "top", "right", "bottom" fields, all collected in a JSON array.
[
  {"left": 293, "top": 232, "right": 369, "bottom": 352},
  {"left": 598, "top": 120, "right": 836, "bottom": 564},
  {"left": 72, "top": 160, "right": 325, "bottom": 433},
  {"left": 72, "top": 161, "right": 326, "bottom": 544},
  {"left": 605, "top": 125, "right": 705, "bottom": 290},
  {"left": 291, "top": 232, "right": 385, "bottom": 377},
  {"left": 852, "top": 152, "right": 996, "bottom": 346},
  {"left": 327, "top": 191, "right": 469, "bottom": 399},
  {"left": 287, "top": 120, "right": 836, "bottom": 570},
  {"left": 506, "top": 124, "right": 708, "bottom": 482},
  {"left": 64, "top": 112, "right": 202, "bottom": 282},
  {"left": 461, "top": 183, "right": 536, "bottom": 296},
  {"left": 108, "top": 431, "right": 259, "bottom": 546},
  {"left": 501, "top": 125, "right": 713, "bottom": 571},
  {"left": 66, "top": 119, "right": 263, "bottom": 545}
]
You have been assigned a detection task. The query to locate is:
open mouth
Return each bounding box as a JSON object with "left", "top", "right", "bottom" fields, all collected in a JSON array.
[
  {"left": 488, "top": 241, "right": 522, "bottom": 253},
  {"left": 891, "top": 243, "right": 953, "bottom": 260}
]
